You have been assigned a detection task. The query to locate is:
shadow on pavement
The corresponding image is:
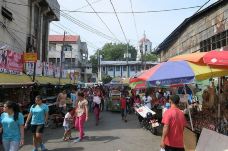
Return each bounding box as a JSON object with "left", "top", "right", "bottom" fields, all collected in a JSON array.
[
  {"left": 83, "top": 135, "right": 120, "bottom": 143},
  {"left": 48, "top": 147, "right": 84, "bottom": 151}
]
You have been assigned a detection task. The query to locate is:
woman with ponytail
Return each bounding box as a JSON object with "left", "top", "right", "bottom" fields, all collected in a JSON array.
[{"left": 0, "top": 101, "right": 24, "bottom": 151}]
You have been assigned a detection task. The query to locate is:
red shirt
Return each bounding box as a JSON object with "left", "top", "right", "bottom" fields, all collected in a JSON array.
[
  {"left": 162, "top": 107, "right": 186, "bottom": 148},
  {"left": 120, "top": 98, "right": 127, "bottom": 109}
]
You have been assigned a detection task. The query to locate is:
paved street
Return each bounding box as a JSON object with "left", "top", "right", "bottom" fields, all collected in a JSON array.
[{"left": 19, "top": 111, "right": 160, "bottom": 151}]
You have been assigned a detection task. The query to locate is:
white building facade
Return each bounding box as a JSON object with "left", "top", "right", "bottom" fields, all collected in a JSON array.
[
  {"left": 100, "top": 61, "right": 157, "bottom": 78},
  {"left": 137, "top": 33, "right": 153, "bottom": 60},
  {"left": 48, "top": 35, "right": 92, "bottom": 82}
]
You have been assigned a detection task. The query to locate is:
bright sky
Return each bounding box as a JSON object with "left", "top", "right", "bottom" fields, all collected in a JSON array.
[{"left": 50, "top": 0, "right": 217, "bottom": 56}]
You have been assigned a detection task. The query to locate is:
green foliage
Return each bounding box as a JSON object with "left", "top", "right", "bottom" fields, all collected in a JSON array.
[
  {"left": 102, "top": 75, "right": 112, "bottom": 84},
  {"left": 90, "top": 43, "right": 138, "bottom": 73},
  {"left": 89, "top": 54, "right": 98, "bottom": 73},
  {"left": 142, "top": 53, "right": 158, "bottom": 62},
  {"left": 101, "top": 43, "right": 137, "bottom": 61}
]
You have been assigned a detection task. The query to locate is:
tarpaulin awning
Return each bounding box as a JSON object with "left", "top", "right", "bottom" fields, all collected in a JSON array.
[
  {"left": 35, "top": 76, "right": 72, "bottom": 85},
  {"left": 35, "top": 76, "right": 59, "bottom": 85},
  {"left": 0, "top": 73, "right": 34, "bottom": 85}
]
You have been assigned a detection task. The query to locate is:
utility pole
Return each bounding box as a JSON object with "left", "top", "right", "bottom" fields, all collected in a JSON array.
[
  {"left": 97, "top": 49, "right": 100, "bottom": 82},
  {"left": 126, "top": 42, "right": 129, "bottom": 78},
  {"left": 70, "top": 45, "right": 72, "bottom": 84},
  {"left": 59, "top": 31, "right": 66, "bottom": 85}
]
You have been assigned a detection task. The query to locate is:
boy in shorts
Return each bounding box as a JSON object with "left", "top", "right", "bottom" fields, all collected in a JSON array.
[{"left": 63, "top": 107, "right": 75, "bottom": 141}]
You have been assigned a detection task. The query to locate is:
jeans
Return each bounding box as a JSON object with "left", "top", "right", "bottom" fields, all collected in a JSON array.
[
  {"left": 2, "top": 140, "right": 20, "bottom": 151},
  {"left": 75, "top": 114, "right": 86, "bottom": 139}
]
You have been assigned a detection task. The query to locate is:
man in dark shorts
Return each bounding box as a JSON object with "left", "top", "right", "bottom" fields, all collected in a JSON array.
[{"left": 25, "top": 96, "right": 49, "bottom": 151}]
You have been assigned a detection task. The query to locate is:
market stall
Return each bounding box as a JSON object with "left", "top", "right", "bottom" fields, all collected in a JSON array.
[{"left": 130, "top": 51, "right": 228, "bottom": 150}]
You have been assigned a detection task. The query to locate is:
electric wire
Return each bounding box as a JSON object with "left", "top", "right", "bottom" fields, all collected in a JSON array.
[
  {"left": 109, "top": 0, "right": 128, "bottom": 43},
  {"left": 74, "top": 0, "right": 104, "bottom": 11},
  {"left": 60, "top": 11, "right": 119, "bottom": 42},
  {"left": 195, "top": 0, "right": 211, "bottom": 14},
  {"left": 1, "top": 0, "right": 122, "bottom": 42},
  {"left": 1, "top": 1, "right": 202, "bottom": 14},
  {"left": 85, "top": 0, "right": 121, "bottom": 42},
  {"left": 52, "top": 22, "right": 99, "bottom": 49},
  {"left": 129, "top": 0, "right": 139, "bottom": 40},
  {"left": 62, "top": 6, "right": 202, "bottom": 14}
]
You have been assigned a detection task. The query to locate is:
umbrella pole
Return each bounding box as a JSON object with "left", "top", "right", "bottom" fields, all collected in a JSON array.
[
  {"left": 184, "top": 85, "right": 194, "bottom": 131},
  {"left": 218, "top": 78, "right": 221, "bottom": 130}
]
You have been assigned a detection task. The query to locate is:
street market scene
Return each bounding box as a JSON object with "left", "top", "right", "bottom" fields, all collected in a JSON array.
[{"left": 0, "top": 0, "right": 228, "bottom": 151}]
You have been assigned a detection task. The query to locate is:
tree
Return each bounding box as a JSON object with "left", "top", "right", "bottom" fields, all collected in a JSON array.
[
  {"left": 141, "top": 53, "right": 158, "bottom": 62},
  {"left": 102, "top": 75, "right": 112, "bottom": 84},
  {"left": 90, "top": 43, "right": 138, "bottom": 73},
  {"left": 89, "top": 53, "right": 99, "bottom": 74},
  {"left": 101, "top": 43, "right": 137, "bottom": 61}
]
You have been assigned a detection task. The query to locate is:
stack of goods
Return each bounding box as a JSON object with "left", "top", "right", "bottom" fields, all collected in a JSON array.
[{"left": 187, "top": 109, "right": 217, "bottom": 132}]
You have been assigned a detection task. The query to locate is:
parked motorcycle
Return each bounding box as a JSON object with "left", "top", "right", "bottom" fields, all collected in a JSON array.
[{"left": 134, "top": 104, "right": 159, "bottom": 135}]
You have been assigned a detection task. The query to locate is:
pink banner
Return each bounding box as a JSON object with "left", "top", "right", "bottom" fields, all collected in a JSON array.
[{"left": 0, "top": 50, "right": 23, "bottom": 74}]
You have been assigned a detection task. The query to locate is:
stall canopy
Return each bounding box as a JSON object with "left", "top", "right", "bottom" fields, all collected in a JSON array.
[
  {"left": 35, "top": 76, "right": 59, "bottom": 85},
  {"left": 169, "top": 50, "right": 228, "bottom": 66},
  {"left": 0, "top": 73, "right": 34, "bottom": 85},
  {"left": 136, "top": 61, "right": 228, "bottom": 87},
  {"left": 35, "top": 76, "right": 72, "bottom": 85}
]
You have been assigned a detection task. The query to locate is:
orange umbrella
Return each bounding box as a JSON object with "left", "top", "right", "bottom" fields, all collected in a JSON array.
[{"left": 169, "top": 52, "right": 207, "bottom": 63}]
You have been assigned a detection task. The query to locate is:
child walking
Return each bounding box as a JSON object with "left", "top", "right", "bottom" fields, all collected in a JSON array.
[{"left": 63, "top": 107, "right": 75, "bottom": 141}]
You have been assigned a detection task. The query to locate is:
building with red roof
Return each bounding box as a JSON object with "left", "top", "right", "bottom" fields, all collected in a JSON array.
[{"left": 48, "top": 35, "right": 92, "bottom": 82}]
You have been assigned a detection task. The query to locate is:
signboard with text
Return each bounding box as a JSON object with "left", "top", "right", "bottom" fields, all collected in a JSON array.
[{"left": 23, "top": 52, "right": 37, "bottom": 63}]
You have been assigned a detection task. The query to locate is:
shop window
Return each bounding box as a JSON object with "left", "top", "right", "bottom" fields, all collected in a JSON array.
[
  {"left": 109, "top": 67, "right": 113, "bottom": 71},
  {"left": 116, "top": 66, "right": 120, "bottom": 71},
  {"left": 123, "top": 66, "right": 127, "bottom": 71},
  {"left": 216, "top": 34, "right": 221, "bottom": 48},
  {"left": 131, "top": 66, "right": 135, "bottom": 71},
  {"left": 63, "top": 45, "right": 72, "bottom": 51},
  {"left": 49, "top": 44, "right": 56, "bottom": 51},
  {"left": 221, "top": 31, "right": 227, "bottom": 47},
  {"left": 49, "top": 58, "right": 56, "bottom": 64},
  {"left": 137, "top": 66, "right": 141, "bottom": 71},
  {"left": 200, "top": 30, "right": 228, "bottom": 52}
]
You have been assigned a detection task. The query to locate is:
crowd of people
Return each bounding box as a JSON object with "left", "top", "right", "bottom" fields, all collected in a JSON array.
[{"left": 0, "top": 85, "right": 187, "bottom": 151}]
